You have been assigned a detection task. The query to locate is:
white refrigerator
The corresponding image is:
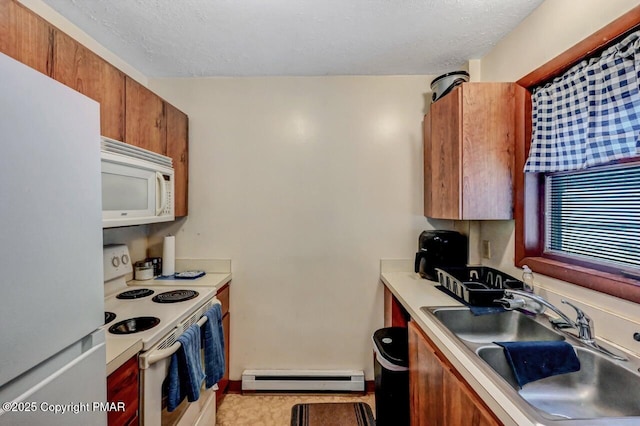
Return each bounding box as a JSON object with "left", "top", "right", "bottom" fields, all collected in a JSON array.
[{"left": 0, "top": 53, "right": 107, "bottom": 425}]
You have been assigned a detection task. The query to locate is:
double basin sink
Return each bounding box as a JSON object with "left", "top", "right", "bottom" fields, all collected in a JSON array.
[{"left": 421, "top": 306, "right": 640, "bottom": 423}]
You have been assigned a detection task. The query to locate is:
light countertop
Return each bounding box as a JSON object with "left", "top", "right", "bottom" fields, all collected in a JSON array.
[
  {"left": 106, "top": 337, "right": 143, "bottom": 376},
  {"left": 128, "top": 272, "right": 231, "bottom": 288},
  {"left": 382, "top": 264, "right": 640, "bottom": 426},
  {"left": 381, "top": 271, "right": 536, "bottom": 426}
]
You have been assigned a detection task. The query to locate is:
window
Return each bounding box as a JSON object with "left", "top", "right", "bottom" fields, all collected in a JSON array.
[
  {"left": 545, "top": 162, "right": 640, "bottom": 275},
  {"left": 515, "top": 11, "right": 640, "bottom": 303}
]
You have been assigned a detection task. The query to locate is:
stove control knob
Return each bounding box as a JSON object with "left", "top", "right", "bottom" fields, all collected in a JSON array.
[
  {"left": 121, "top": 254, "right": 129, "bottom": 265},
  {"left": 112, "top": 256, "right": 120, "bottom": 267}
]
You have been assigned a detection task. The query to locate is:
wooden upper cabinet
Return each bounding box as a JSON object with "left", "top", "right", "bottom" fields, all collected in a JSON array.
[
  {"left": 53, "top": 30, "right": 125, "bottom": 141},
  {"left": 0, "top": 0, "right": 53, "bottom": 76},
  {"left": 1, "top": 0, "right": 190, "bottom": 218},
  {"left": 424, "top": 83, "right": 525, "bottom": 220},
  {"left": 125, "top": 76, "right": 166, "bottom": 154},
  {"left": 165, "top": 102, "right": 189, "bottom": 217}
]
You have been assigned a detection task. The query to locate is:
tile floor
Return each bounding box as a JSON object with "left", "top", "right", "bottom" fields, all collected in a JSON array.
[{"left": 216, "top": 393, "right": 376, "bottom": 426}]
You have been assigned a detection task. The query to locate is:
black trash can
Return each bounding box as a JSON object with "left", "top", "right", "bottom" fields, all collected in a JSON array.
[{"left": 372, "top": 327, "right": 409, "bottom": 426}]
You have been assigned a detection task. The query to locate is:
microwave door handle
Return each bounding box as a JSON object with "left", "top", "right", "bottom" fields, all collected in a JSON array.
[{"left": 156, "top": 172, "right": 167, "bottom": 215}]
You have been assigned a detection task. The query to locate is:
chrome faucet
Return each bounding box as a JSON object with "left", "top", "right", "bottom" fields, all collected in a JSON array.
[
  {"left": 558, "top": 300, "right": 594, "bottom": 343},
  {"left": 495, "top": 289, "right": 575, "bottom": 326},
  {"left": 494, "top": 289, "right": 627, "bottom": 361}
]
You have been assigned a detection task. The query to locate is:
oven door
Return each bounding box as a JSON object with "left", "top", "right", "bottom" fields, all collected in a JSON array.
[{"left": 139, "top": 329, "right": 217, "bottom": 426}]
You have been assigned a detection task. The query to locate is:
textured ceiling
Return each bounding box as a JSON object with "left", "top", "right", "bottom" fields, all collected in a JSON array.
[{"left": 40, "top": 0, "right": 544, "bottom": 78}]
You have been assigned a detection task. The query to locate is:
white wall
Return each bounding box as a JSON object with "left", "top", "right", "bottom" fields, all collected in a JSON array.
[
  {"left": 481, "top": 0, "right": 640, "bottom": 83},
  {"left": 479, "top": 0, "right": 640, "bottom": 355},
  {"left": 149, "top": 76, "right": 440, "bottom": 378}
]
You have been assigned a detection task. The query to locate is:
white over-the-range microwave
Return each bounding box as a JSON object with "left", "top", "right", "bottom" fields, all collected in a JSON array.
[{"left": 101, "top": 136, "right": 175, "bottom": 228}]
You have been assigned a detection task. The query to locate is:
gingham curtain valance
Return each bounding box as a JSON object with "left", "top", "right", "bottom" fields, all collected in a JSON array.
[{"left": 524, "top": 30, "right": 640, "bottom": 173}]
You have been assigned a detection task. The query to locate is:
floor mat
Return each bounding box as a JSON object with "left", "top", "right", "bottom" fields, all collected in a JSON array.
[{"left": 290, "top": 402, "right": 375, "bottom": 426}]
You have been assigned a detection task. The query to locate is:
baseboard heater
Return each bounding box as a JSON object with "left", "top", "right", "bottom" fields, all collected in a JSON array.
[{"left": 241, "top": 369, "right": 365, "bottom": 392}]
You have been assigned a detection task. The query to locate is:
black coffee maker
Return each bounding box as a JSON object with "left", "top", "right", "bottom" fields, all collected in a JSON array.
[{"left": 414, "top": 230, "right": 467, "bottom": 281}]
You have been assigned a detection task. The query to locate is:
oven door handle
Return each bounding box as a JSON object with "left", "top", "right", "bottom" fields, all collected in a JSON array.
[{"left": 140, "top": 315, "right": 209, "bottom": 369}]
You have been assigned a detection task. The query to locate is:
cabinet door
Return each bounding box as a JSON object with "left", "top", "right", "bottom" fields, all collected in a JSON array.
[
  {"left": 125, "top": 76, "right": 166, "bottom": 154},
  {"left": 107, "top": 355, "right": 139, "bottom": 426},
  {"left": 216, "top": 312, "right": 230, "bottom": 400},
  {"left": 0, "top": 0, "right": 52, "bottom": 76},
  {"left": 408, "top": 321, "right": 500, "bottom": 426},
  {"left": 409, "top": 321, "right": 445, "bottom": 426},
  {"left": 426, "top": 87, "right": 462, "bottom": 219},
  {"left": 424, "top": 83, "right": 522, "bottom": 220},
  {"left": 53, "top": 30, "right": 125, "bottom": 141},
  {"left": 165, "top": 102, "right": 189, "bottom": 217},
  {"left": 384, "top": 286, "right": 409, "bottom": 328},
  {"left": 423, "top": 114, "right": 434, "bottom": 218},
  {"left": 443, "top": 370, "right": 499, "bottom": 426},
  {"left": 216, "top": 284, "right": 230, "bottom": 405},
  {"left": 460, "top": 84, "right": 516, "bottom": 220}
]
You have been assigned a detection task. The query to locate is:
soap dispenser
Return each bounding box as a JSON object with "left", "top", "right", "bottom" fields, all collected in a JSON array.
[{"left": 522, "top": 265, "right": 534, "bottom": 292}]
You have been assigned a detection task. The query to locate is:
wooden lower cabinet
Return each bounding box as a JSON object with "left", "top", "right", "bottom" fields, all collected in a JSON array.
[
  {"left": 216, "top": 284, "right": 231, "bottom": 405},
  {"left": 384, "top": 287, "right": 410, "bottom": 328},
  {"left": 107, "top": 355, "right": 139, "bottom": 426},
  {"left": 408, "top": 321, "right": 500, "bottom": 426},
  {"left": 218, "top": 313, "right": 230, "bottom": 390}
]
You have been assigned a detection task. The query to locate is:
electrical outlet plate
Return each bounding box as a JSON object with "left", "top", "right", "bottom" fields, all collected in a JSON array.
[{"left": 482, "top": 240, "right": 491, "bottom": 259}]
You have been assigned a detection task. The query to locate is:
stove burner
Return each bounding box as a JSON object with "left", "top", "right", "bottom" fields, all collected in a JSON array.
[
  {"left": 108, "top": 317, "right": 160, "bottom": 334},
  {"left": 104, "top": 312, "right": 116, "bottom": 325},
  {"left": 152, "top": 289, "right": 199, "bottom": 303},
  {"left": 116, "top": 288, "right": 154, "bottom": 299}
]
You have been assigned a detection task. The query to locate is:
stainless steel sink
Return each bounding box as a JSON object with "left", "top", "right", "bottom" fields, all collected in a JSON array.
[
  {"left": 421, "top": 306, "right": 564, "bottom": 344},
  {"left": 420, "top": 305, "right": 640, "bottom": 423},
  {"left": 477, "top": 345, "right": 640, "bottom": 419}
]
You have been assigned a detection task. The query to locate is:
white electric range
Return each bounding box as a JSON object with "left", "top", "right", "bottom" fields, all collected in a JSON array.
[
  {"left": 103, "top": 245, "right": 217, "bottom": 351},
  {"left": 103, "top": 244, "right": 220, "bottom": 426},
  {"left": 104, "top": 286, "right": 217, "bottom": 351}
]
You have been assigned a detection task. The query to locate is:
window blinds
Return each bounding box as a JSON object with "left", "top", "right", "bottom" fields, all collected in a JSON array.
[
  {"left": 525, "top": 30, "right": 640, "bottom": 173},
  {"left": 546, "top": 163, "right": 640, "bottom": 269}
]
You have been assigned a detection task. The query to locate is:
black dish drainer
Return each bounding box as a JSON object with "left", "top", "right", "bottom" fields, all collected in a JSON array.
[{"left": 435, "top": 266, "right": 524, "bottom": 306}]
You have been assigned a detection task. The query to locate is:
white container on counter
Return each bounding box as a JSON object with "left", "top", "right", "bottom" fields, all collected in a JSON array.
[{"left": 134, "top": 261, "right": 155, "bottom": 280}]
